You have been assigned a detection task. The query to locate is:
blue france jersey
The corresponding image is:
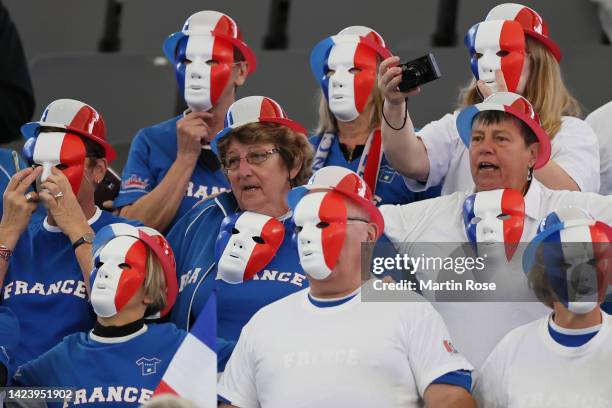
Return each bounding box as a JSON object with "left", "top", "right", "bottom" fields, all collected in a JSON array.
[
  {"left": 114, "top": 116, "right": 230, "bottom": 231},
  {"left": 167, "top": 192, "right": 307, "bottom": 370},
  {"left": 2, "top": 209, "right": 140, "bottom": 367},
  {"left": 309, "top": 134, "right": 441, "bottom": 205},
  {"left": 14, "top": 324, "right": 186, "bottom": 407}
]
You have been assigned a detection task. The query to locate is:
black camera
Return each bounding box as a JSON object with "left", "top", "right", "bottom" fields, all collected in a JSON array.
[{"left": 398, "top": 53, "right": 442, "bottom": 92}]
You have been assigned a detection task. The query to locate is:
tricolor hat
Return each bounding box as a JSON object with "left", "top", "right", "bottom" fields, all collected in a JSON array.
[
  {"left": 310, "top": 25, "right": 392, "bottom": 84},
  {"left": 523, "top": 208, "right": 612, "bottom": 275},
  {"left": 456, "top": 92, "right": 551, "bottom": 169},
  {"left": 210, "top": 95, "right": 307, "bottom": 156},
  {"left": 485, "top": 3, "right": 562, "bottom": 61},
  {"left": 288, "top": 166, "right": 384, "bottom": 238},
  {"left": 21, "top": 99, "right": 116, "bottom": 162},
  {"left": 522, "top": 209, "right": 611, "bottom": 309},
  {"left": 163, "top": 10, "right": 256, "bottom": 74},
  {"left": 92, "top": 223, "right": 178, "bottom": 318}
]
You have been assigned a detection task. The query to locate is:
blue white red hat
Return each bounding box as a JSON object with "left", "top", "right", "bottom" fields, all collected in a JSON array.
[
  {"left": 310, "top": 26, "right": 392, "bottom": 87},
  {"left": 456, "top": 92, "right": 551, "bottom": 169},
  {"left": 288, "top": 166, "right": 384, "bottom": 238},
  {"left": 210, "top": 95, "right": 307, "bottom": 156},
  {"left": 21, "top": 99, "right": 116, "bottom": 162},
  {"left": 163, "top": 10, "right": 256, "bottom": 74},
  {"left": 522, "top": 208, "right": 611, "bottom": 311},
  {"left": 92, "top": 223, "right": 178, "bottom": 318},
  {"left": 523, "top": 208, "right": 612, "bottom": 281},
  {"left": 485, "top": 3, "right": 561, "bottom": 61}
]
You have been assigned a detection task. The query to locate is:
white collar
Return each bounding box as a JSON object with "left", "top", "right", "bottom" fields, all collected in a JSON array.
[
  {"left": 43, "top": 206, "right": 103, "bottom": 233},
  {"left": 523, "top": 179, "right": 543, "bottom": 221},
  {"left": 89, "top": 324, "right": 148, "bottom": 344}
]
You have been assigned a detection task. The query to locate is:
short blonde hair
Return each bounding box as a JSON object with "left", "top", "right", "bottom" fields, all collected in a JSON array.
[
  {"left": 144, "top": 248, "right": 167, "bottom": 316},
  {"left": 460, "top": 37, "right": 582, "bottom": 138},
  {"left": 217, "top": 122, "right": 314, "bottom": 186},
  {"left": 314, "top": 78, "right": 384, "bottom": 135}
]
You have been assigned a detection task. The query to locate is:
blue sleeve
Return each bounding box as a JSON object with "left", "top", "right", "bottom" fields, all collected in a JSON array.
[
  {"left": 431, "top": 369, "right": 472, "bottom": 393},
  {"left": 371, "top": 234, "right": 420, "bottom": 291},
  {"left": 216, "top": 337, "right": 237, "bottom": 372},
  {"left": 602, "top": 301, "right": 611, "bottom": 315},
  {"left": 114, "top": 129, "right": 156, "bottom": 208}
]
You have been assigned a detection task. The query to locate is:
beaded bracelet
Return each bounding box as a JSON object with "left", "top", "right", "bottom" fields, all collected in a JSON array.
[{"left": 0, "top": 245, "right": 12, "bottom": 262}]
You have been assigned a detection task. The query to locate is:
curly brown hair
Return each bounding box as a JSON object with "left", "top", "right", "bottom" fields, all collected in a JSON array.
[{"left": 216, "top": 122, "right": 313, "bottom": 186}]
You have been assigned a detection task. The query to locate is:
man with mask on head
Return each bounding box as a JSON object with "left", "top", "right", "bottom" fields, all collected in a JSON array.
[
  {"left": 115, "top": 11, "right": 255, "bottom": 232},
  {"left": 218, "top": 167, "right": 475, "bottom": 408},
  {"left": 0, "top": 99, "right": 138, "bottom": 367},
  {"left": 474, "top": 209, "right": 612, "bottom": 407}
]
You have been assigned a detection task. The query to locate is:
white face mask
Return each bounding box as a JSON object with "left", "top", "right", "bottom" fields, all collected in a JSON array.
[
  {"left": 184, "top": 36, "right": 215, "bottom": 112},
  {"left": 327, "top": 42, "right": 362, "bottom": 122},
  {"left": 464, "top": 189, "right": 525, "bottom": 262},
  {"left": 294, "top": 192, "right": 347, "bottom": 280},
  {"left": 217, "top": 212, "right": 285, "bottom": 284},
  {"left": 90, "top": 236, "right": 147, "bottom": 318}
]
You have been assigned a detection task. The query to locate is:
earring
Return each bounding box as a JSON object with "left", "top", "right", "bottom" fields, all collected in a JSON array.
[{"left": 526, "top": 166, "right": 534, "bottom": 182}]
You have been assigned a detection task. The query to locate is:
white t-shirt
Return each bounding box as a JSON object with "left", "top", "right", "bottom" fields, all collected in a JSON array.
[
  {"left": 586, "top": 100, "right": 612, "bottom": 195},
  {"left": 218, "top": 289, "right": 473, "bottom": 408},
  {"left": 405, "top": 113, "right": 601, "bottom": 194},
  {"left": 380, "top": 180, "right": 612, "bottom": 367},
  {"left": 473, "top": 312, "right": 612, "bottom": 408}
]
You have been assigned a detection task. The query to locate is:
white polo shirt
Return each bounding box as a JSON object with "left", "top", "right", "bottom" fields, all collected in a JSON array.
[
  {"left": 404, "top": 113, "right": 601, "bottom": 194},
  {"left": 586, "top": 100, "right": 612, "bottom": 195},
  {"left": 473, "top": 312, "right": 612, "bottom": 408},
  {"left": 380, "top": 180, "right": 612, "bottom": 367},
  {"left": 218, "top": 289, "right": 473, "bottom": 408}
]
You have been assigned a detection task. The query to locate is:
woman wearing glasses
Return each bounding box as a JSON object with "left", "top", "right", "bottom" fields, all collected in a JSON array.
[{"left": 166, "top": 96, "right": 313, "bottom": 372}]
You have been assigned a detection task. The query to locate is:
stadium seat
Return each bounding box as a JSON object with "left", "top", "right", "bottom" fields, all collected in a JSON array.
[
  {"left": 287, "top": 0, "right": 440, "bottom": 51},
  {"left": 561, "top": 45, "right": 612, "bottom": 114},
  {"left": 457, "top": 0, "right": 603, "bottom": 48},
  {"left": 29, "top": 53, "right": 176, "bottom": 144},
  {"left": 3, "top": 0, "right": 106, "bottom": 61},
  {"left": 120, "top": 0, "right": 269, "bottom": 54},
  {"left": 240, "top": 50, "right": 320, "bottom": 131}
]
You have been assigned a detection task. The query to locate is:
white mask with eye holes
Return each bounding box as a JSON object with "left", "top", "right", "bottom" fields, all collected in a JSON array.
[
  {"left": 216, "top": 212, "right": 285, "bottom": 284},
  {"left": 90, "top": 236, "right": 148, "bottom": 318},
  {"left": 463, "top": 189, "right": 525, "bottom": 264},
  {"left": 327, "top": 41, "right": 365, "bottom": 122}
]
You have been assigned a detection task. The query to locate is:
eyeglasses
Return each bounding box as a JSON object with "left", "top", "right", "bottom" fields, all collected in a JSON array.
[{"left": 224, "top": 148, "right": 279, "bottom": 171}]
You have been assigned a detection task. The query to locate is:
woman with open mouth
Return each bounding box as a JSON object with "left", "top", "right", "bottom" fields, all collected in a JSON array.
[
  {"left": 166, "top": 95, "right": 313, "bottom": 373},
  {"left": 378, "top": 3, "right": 599, "bottom": 196}
]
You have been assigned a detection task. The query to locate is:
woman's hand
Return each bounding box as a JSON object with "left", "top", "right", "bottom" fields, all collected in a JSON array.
[
  {"left": 476, "top": 69, "right": 508, "bottom": 99},
  {"left": 378, "top": 56, "right": 421, "bottom": 106},
  {"left": 0, "top": 167, "right": 42, "bottom": 248},
  {"left": 38, "top": 167, "right": 90, "bottom": 242}
]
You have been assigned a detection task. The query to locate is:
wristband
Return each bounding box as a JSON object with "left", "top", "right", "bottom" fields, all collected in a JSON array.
[{"left": 0, "top": 245, "right": 13, "bottom": 262}]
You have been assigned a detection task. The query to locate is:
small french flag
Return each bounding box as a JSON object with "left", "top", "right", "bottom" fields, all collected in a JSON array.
[{"left": 154, "top": 292, "right": 217, "bottom": 407}]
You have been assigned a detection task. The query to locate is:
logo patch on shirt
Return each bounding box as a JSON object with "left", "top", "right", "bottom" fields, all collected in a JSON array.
[
  {"left": 443, "top": 340, "right": 458, "bottom": 354},
  {"left": 136, "top": 357, "right": 161, "bottom": 376},
  {"left": 378, "top": 165, "right": 396, "bottom": 184},
  {"left": 122, "top": 175, "right": 149, "bottom": 191}
]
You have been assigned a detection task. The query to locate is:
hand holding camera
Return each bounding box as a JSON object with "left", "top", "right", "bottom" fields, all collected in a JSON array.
[{"left": 378, "top": 54, "right": 442, "bottom": 105}]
